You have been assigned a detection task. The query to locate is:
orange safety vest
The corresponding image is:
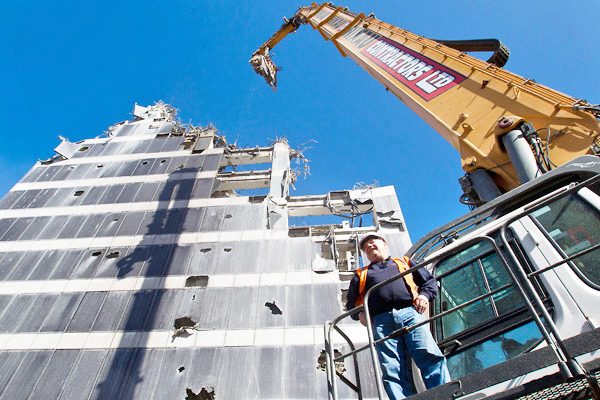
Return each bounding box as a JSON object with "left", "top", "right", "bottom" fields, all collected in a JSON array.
[{"left": 354, "top": 256, "right": 419, "bottom": 307}]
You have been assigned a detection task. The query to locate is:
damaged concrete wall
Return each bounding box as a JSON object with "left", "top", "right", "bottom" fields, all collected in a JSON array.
[{"left": 0, "top": 103, "right": 409, "bottom": 399}]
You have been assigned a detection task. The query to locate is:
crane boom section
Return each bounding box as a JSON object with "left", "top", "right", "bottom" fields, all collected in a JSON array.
[{"left": 252, "top": 3, "right": 600, "bottom": 192}]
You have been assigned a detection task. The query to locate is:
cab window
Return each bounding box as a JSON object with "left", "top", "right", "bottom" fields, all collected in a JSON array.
[
  {"left": 433, "top": 240, "right": 542, "bottom": 379},
  {"left": 531, "top": 191, "right": 600, "bottom": 287}
]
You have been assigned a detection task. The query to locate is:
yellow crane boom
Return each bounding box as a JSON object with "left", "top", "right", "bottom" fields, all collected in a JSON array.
[{"left": 251, "top": 3, "right": 600, "bottom": 201}]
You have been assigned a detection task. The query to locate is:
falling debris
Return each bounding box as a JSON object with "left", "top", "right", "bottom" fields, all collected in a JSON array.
[
  {"left": 265, "top": 301, "right": 282, "bottom": 315},
  {"left": 317, "top": 349, "right": 346, "bottom": 374},
  {"left": 185, "top": 387, "right": 215, "bottom": 400}
]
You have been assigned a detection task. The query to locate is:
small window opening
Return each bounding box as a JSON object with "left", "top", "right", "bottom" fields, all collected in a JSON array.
[
  {"left": 200, "top": 248, "right": 211, "bottom": 253},
  {"left": 185, "top": 275, "right": 209, "bottom": 288},
  {"left": 248, "top": 195, "right": 266, "bottom": 203},
  {"left": 289, "top": 226, "right": 311, "bottom": 238},
  {"left": 91, "top": 251, "right": 101, "bottom": 257},
  {"left": 97, "top": 165, "right": 103, "bottom": 168},
  {"left": 142, "top": 161, "right": 149, "bottom": 165},
  {"left": 161, "top": 159, "right": 167, "bottom": 164},
  {"left": 224, "top": 214, "right": 232, "bottom": 219},
  {"left": 74, "top": 190, "right": 84, "bottom": 197},
  {"left": 223, "top": 248, "right": 232, "bottom": 253}
]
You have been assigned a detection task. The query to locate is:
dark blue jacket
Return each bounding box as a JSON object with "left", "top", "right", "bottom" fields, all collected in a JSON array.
[{"left": 345, "top": 257, "right": 438, "bottom": 320}]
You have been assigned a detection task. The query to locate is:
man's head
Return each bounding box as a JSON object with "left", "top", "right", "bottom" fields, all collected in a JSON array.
[{"left": 359, "top": 233, "right": 390, "bottom": 263}]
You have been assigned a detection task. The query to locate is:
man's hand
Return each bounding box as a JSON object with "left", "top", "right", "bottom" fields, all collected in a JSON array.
[
  {"left": 413, "top": 295, "right": 429, "bottom": 314},
  {"left": 359, "top": 311, "right": 367, "bottom": 326}
]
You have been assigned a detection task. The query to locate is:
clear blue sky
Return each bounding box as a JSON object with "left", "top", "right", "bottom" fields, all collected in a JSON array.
[{"left": 1, "top": 0, "right": 598, "bottom": 241}]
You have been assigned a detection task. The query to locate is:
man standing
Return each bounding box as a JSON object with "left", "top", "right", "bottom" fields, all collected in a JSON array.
[{"left": 346, "top": 233, "right": 450, "bottom": 399}]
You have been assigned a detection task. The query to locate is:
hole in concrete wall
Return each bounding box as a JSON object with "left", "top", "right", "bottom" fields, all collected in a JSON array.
[
  {"left": 142, "top": 161, "right": 149, "bottom": 165},
  {"left": 341, "top": 289, "right": 349, "bottom": 311},
  {"left": 97, "top": 164, "right": 103, "bottom": 168},
  {"left": 172, "top": 316, "right": 198, "bottom": 341},
  {"left": 185, "top": 276, "right": 208, "bottom": 288},
  {"left": 200, "top": 248, "right": 211, "bottom": 253},
  {"left": 185, "top": 387, "right": 215, "bottom": 400},
  {"left": 79, "top": 146, "right": 89, "bottom": 152},
  {"left": 212, "top": 188, "right": 270, "bottom": 198},
  {"left": 224, "top": 214, "right": 232, "bottom": 219},
  {"left": 91, "top": 251, "right": 102, "bottom": 257},
  {"left": 174, "top": 316, "right": 196, "bottom": 329},
  {"left": 106, "top": 251, "right": 120, "bottom": 259},
  {"left": 161, "top": 159, "right": 167, "bottom": 163},
  {"left": 69, "top": 166, "right": 76, "bottom": 170},
  {"left": 248, "top": 195, "right": 266, "bottom": 203},
  {"left": 178, "top": 366, "right": 185, "bottom": 373},
  {"left": 290, "top": 214, "right": 370, "bottom": 229},
  {"left": 288, "top": 227, "right": 310, "bottom": 237},
  {"left": 265, "top": 301, "right": 282, "bottom": 315},
  {"left": 223, "top": 248, "right": 232, "bottom": 253},
  {"left": 191, "top": 295, "right": 196, "bottom": 300},
  {"left": 74, "top": 190, "right": 84, "bottom": 197},
  {"left": 317, "top": 349, "right": 346, "bottom": 374}
]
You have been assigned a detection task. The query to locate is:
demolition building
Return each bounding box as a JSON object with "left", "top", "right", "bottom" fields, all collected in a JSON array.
[{"left": 0, "top": 103, "right": 411, "bottom": 399}]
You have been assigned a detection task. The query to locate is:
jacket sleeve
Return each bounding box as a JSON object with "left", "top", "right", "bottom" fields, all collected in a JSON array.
[
  {"left": 409, "top": 258, "right": 439, "bottom": 301},
  {"left": 345, "top": 272, "right": 362, "bottom": 321}
]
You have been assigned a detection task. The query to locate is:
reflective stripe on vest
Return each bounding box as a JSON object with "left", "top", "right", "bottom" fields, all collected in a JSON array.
[{"left": 354, "top": 256, "right": 419, "bottom": 307}]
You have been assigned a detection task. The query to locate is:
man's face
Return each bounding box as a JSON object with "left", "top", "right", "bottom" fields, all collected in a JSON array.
[{"left": 363, "top": 238, "right": 390, "bottom": 263}]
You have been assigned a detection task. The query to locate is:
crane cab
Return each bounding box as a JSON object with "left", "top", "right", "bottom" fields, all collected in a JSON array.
[{"left": 326, "top": 156, "right": 600, "bottom": 399}]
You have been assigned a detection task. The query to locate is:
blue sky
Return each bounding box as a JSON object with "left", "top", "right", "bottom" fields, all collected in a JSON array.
[{"left": 1, "top": 0, "right": 598, "bottom": 241}]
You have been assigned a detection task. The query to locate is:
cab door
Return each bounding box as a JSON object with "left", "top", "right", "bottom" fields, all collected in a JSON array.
[{"left": 431, "top": 238, "right": 546, "bottom": 379}]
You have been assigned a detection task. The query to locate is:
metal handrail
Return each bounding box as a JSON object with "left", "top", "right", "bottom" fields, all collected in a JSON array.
[
  {"left": 325, "top": 174, "right": 600, "bottom": 399},
  {"left": 325, "top": 235, "right": 534, "bottom": 399}
]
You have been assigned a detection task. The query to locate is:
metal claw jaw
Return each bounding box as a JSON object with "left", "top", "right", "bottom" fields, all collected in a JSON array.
[{"left": 249, "top": 49, "right": 280, "bottom": 92}]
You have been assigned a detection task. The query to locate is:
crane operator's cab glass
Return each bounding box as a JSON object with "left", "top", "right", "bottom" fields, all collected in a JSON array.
[
  {"left": 530, "top": 189, "right": 600, "bottom": 288},
  {"left": 432, "top": 240, "right": 543, "bottom": 378},
  {"left": 430, "top": 184, "right": 600, "bottom": 379}
]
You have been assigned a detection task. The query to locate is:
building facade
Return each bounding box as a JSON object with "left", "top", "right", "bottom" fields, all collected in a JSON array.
[{"left": 0, "top": 103, "right": 411, "bottom": 399}]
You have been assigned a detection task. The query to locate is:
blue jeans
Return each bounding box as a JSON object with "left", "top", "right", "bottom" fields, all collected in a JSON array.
[{"left": 373, "top": 307, "right": 450, "bottom": 399}]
